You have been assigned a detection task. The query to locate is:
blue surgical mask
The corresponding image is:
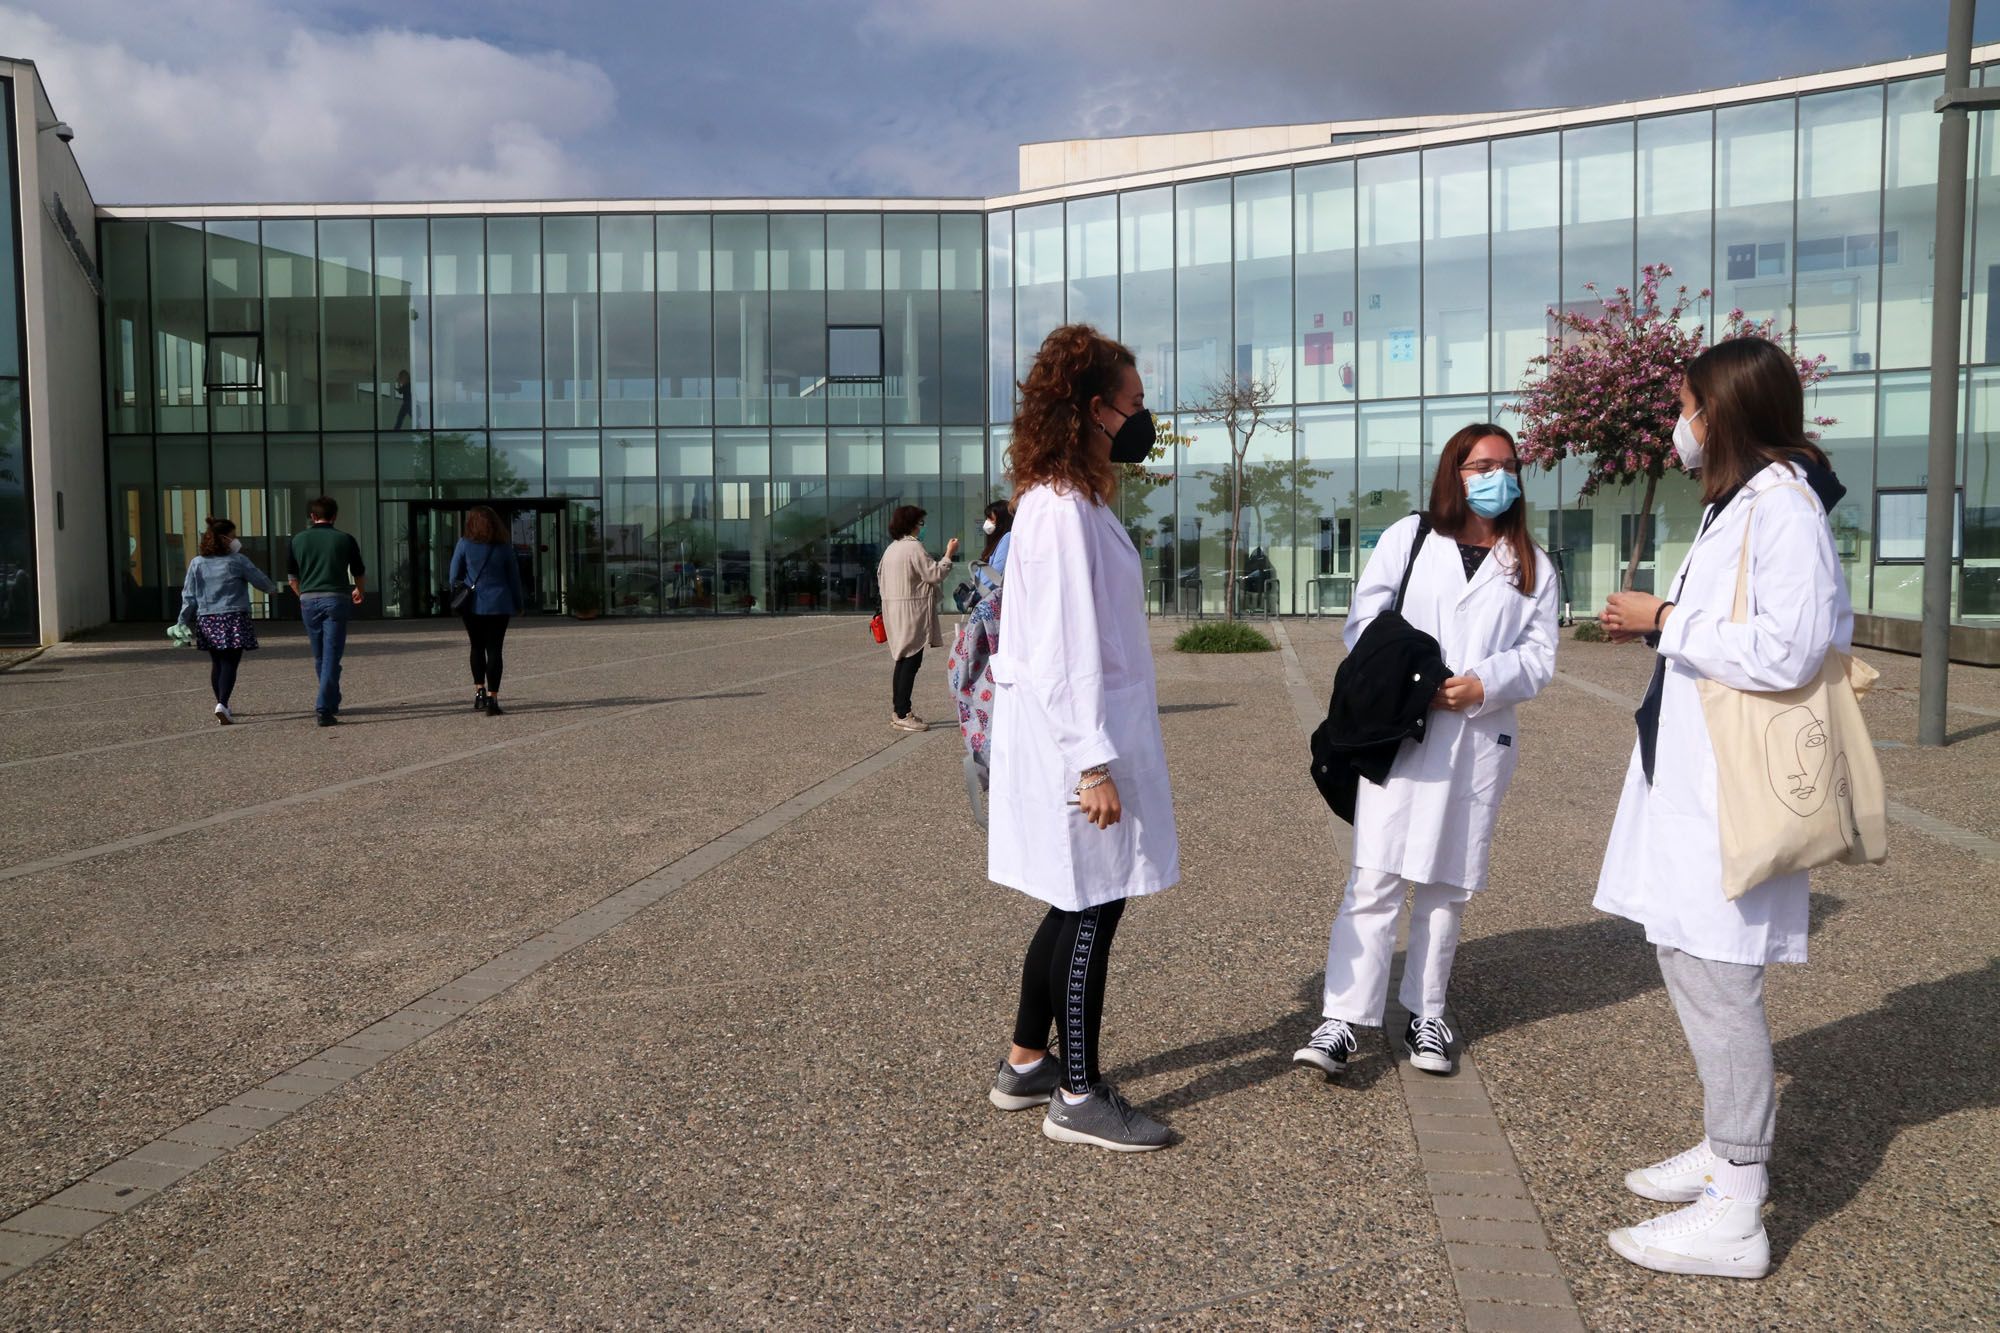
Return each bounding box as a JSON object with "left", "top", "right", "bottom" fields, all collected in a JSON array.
[{"left": 1465, "top": 469, "right": 1522, "bottom": 519}]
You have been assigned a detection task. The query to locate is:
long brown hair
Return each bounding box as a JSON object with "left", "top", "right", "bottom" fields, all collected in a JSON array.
[
  {"left": 463, "top": 505, "right": 509, "bottom": 546},
  {"left": 1685, "top": 337, "right": 1828, "bottom": 504},
  {"left": 1427, "top": 423, "right": 1539, "bottom": 595},
  {"left": 198, "top": 516, "right": 237, "bottom": 558},
  {"left": 1008, "top": 324, "right": 1132, "bottom": 506}
]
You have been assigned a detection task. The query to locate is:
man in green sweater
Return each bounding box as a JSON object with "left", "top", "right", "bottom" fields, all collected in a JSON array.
[{"left": 287, "top": 495, "right": 366, "bottom": 726}]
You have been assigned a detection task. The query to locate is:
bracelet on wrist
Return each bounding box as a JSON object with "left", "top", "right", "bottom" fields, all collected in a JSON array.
[{"left": 1654, "top": 601, "right": 1674, "bottom": 629}]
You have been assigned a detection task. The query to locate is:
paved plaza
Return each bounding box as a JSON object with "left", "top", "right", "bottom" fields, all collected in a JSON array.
[{"left": 0, "top": 615, "right": 1994, "bottom": 1329}]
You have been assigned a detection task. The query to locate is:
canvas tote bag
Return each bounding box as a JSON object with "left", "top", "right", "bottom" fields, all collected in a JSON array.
[{"left": 1698, "top": 483, "right": 1889, "bottom": 898}]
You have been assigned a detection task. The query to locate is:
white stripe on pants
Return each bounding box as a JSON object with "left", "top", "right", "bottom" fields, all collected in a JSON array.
[
  {"left": 1321, "top": 866, "right": 1470, "bottom": 1026},
  {"left": 1656, "top": 944, "right": 1776, "bottom": 1163}
]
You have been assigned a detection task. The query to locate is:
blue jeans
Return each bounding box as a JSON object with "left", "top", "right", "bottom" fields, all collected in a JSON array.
[{"left": 301, "top": 595, "right": 351, "bottom": 715}]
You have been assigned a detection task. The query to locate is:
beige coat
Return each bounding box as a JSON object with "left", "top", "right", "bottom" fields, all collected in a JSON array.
[{"left": 878, "top": 536, "right": 952, "bottom": 659}]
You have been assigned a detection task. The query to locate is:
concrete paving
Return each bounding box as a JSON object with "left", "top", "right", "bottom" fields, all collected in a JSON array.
[{"left": 0, "top": 615, "right": 1993, "bottom": 1329}]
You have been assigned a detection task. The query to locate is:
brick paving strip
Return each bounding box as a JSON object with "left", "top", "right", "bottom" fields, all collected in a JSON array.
[
  {"left": 1272, "top": 624, "right": 1585, "bottom": 1332},
  {"left": 0, "top": 726, "right": 938, "bottom": 1282},
  {"left": 1551, "top": 668, "right": 2000, "bottom": 862}
]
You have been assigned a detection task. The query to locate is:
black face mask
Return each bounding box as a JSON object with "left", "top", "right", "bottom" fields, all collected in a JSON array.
[{"left": 1102, "top": 403, "right": 1157, "bottom": 464}]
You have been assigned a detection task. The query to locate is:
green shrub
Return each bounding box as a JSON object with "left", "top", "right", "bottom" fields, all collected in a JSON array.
[
  {"left": 1174, "top": 621, "right": 1276, "bottom": 654},
  {"left": 1572, "top": 619, "right": 1609, "bottom": 643}
]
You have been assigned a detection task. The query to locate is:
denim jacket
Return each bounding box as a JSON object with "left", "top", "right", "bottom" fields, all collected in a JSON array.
[{"left": 180, "top": 553, "right": 277, "bottom": 621}]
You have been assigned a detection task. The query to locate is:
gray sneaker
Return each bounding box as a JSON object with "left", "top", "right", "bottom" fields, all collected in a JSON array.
[
  {"left": 1041, "top": 1085, "right": 1172, "bottom": 1152},
  {"left": 989, "top": 1054, "right": 1063, "bottom": 1111}
]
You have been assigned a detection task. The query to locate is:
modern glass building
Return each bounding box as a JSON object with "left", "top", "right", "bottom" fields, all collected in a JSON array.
[{"left": 6, "top": 45, "right": 2000, "bottom": 642}]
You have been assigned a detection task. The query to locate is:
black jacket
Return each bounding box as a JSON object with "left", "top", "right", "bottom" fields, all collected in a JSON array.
[{"left": 1310, "top": 516, "right": 1452, "bottom": 823}]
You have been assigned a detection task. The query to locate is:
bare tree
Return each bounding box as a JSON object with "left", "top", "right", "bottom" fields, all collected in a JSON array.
[{"left": 1189, "top": 363, "right": 1293, "bottom": 619}]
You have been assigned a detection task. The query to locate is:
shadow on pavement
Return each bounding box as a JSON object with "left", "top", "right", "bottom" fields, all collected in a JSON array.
[
  {"left": 1157, "top": 702, "right": 1237, "bottom": 716},
  {"left": 1766, "top": 957, "right": 2000, "bottom": 1265},
  {"left": 330, "top": 691, "right": 767, "bottom": 724}
]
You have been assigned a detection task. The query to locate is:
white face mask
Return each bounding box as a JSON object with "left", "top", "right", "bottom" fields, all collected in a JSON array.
[
  {"left": 1673, "top": 409, "right": 1705, "bottom": 472},
  {"left": 227, "top": 537, "right": 243, "bottom": 554},
  {"left": 981, "top": 519, "right": 997, "bottom": 536}
]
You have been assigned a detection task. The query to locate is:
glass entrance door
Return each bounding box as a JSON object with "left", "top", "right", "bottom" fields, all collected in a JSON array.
[{"left": 406, "top": 499, "right": 566, "bottom": 616}]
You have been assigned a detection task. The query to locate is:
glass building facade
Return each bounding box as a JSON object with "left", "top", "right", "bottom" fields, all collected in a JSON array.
[
  {"left": 0, "top": 75, "right": 33, "bottom": 641},
  {"left": 95, "top": 61, "right": 2000, "bottom": 624}
]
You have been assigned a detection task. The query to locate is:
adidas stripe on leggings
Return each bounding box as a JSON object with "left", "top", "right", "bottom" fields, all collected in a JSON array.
[{"left": 1011, "top": 899, "right": 1127, "bottom": 1096}]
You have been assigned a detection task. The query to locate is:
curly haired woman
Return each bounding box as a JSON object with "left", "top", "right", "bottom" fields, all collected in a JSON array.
[{"left": 983, "top": 324, "right": 1180, "bottom": 1152}]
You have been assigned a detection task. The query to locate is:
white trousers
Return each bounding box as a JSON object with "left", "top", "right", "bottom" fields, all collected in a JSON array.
[{"left": 1322, "top": 866, "right": 1471, "bottom": 1026}]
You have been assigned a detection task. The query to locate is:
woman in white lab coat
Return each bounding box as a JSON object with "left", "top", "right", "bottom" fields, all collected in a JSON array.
[
  {"left": 1293, "top": 423, "right": 1558, "bottom": 1082},
  {"left": 983, "top": 324, "right": 1179, "bottom": 1153},
  {"left": 1594, "top": 336, "right": 1852, "bottom": 1281}
]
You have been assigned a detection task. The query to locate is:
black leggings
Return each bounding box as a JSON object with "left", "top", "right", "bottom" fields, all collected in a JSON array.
[
  {"left": 1012, "top": 899, "right": 1128, "bottom": 1095},
  {"left": 891, "top": 649, "right": 924, "bottom": 718},
  {"left": 463, "top": 613, "right": 510, "bottom": 693},
  {"left": 207, "top": 648, "right": 243, "bottom": 705}
]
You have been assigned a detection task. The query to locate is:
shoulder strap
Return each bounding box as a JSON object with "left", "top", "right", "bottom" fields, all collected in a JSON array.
[
  {"left": 1726, "top": 482, "right": 1820, "bottom": 624},
  {"left": 1391, "top": 513, "right": 1433, "bottom": 615}
]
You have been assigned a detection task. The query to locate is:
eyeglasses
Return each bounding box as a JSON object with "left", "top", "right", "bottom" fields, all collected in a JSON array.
[{"left": 1458, "top": 460, "right": 1521, "bottom": 476}]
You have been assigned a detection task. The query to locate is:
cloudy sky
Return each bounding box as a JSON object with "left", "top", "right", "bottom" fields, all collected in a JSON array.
[{"left": 6, "top": 0, "right": 1997, "bottom": 205}]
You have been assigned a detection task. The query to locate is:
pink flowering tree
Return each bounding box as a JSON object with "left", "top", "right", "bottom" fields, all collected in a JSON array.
[{"left": 1513, "top": 263, "right": 1832, "bottom": 592}]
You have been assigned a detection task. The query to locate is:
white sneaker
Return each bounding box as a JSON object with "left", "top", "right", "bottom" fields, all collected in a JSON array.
[
  {"left": 892, "top": 714, "right": 926, "bottom": 733},
  {"left": 1607, "top": 1184, "right": 1771, "bottom": 1280},
  {"left": 214, "top": 703, "right": 233, "bottom": 726},
  {"left": 1626, "top": 1139, "right": 1719, "bottom": 1203}
]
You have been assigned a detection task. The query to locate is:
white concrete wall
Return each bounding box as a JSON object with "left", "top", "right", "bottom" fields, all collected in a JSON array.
[{"left": 8, "top": 62, "right": 106, "bottom": 644}]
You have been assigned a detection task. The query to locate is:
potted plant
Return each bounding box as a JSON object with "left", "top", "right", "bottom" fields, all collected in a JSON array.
[{"left": 569, "top": 566, "right": 605, "bottom": 620}]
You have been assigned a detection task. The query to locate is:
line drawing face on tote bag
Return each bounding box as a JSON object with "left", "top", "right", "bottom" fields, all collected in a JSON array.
[{"left": 1764, "top": 704, "right": 1831, "bottom": 815}]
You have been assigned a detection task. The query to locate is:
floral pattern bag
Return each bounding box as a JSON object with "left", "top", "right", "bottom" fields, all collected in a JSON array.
[{"left": 946, "top": 567, "right": 1002, "bottom": 828}]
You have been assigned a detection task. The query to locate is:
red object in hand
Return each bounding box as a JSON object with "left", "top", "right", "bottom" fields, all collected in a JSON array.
[{"left": 869, "top": 613, "right": 887, "bottom": 644}]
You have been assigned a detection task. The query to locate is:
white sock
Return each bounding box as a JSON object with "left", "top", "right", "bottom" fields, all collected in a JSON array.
[
  {"left": 1059, "top": 1088, "right": 1091, "bottom": 1105},
  {"left": 1008, "top": 1055, "right": 1045, "bottom": 1074},
  {"left": 1712, "top": 1159, "right": 1767, "bottom": 1201}
]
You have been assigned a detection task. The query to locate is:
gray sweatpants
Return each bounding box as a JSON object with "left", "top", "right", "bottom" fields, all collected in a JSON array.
[{"left": 1656, "top": 945, "right": 1776, "bottom": 1163}]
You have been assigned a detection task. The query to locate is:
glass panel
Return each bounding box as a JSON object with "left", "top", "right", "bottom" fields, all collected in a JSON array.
[
  {"left": 1066, "top": 195, "right": 1119, "bottom": 333},
  {"left": 488, "top": 216, "right": 543, "bottom": 428},
  {"left": 544, "top": 215, "right": 599, "bottom": 428},
  {"left": 1175, "top": 179, "right": 1232, "bottom": 407},
  {"left": 1875, "top": 370, "right": 1965, "bottom": 616},
  {"left": 941, "top": 425, "right": 988, "bottom": 593},
  {"left": 1357, "top": 400, "right": 1422, "bottom": 556},
  {"left": 1295, "top": 162, "right": 1356, "bottom": 404},
  {"left": 1294, "top": 404, "right": 1356, "bottom": 614},
  {"left": 1121, "top": 188, "right": 1175, "bottom": 406},
  {"left": 661, "top": 429, "right": 716, "bottom": 612},
  {"left": 829, "top": 426, "right": 885, "bottom": 614},
  {"left": 436, "top": 429, "right": 491, "bottom": 500},
  {"left": 1797, "top": 88, "right": 1883, "bottom": 375},
  {"left": 1014, "top": 203, "right": 1065, "bottom": 385},
  {"left": 374, "top": 219, "right": 428, "bottom": 431},
  {"left": 1882, "top": 77, "right": 1943, "bottom": 368},
  {"left": 490, "top": 431, "right": 542, "bottom": 498},
  {"left": 659, "top": 214, "right": 713, "bottom": 426},
  {"left": 770, "top": 213, "right": 827, "bottom": 426},
  {"left": 1563, "top": 122, "right": 1636, "bottom": 317},
  {"left": 714, "top": 214, "right": 770, "bottom": 427},
  {"left": 1236, "top": 170, "right": 1293, "bottom": 402},
  {"left": 375, "top": 431, "right": 427, "bottom": 618},
  {"left": 151, "top": 221, "right": 207, "bottom": 432},
  {"left": 1357, "top": 154, "right": 1420, "bottom": 400},
  {"left": 0, "top": 383, "right": 34, "bottom": 639},
  {"left": 158, "top": 437, "right": 209, "bottom": 586},
  {"left": 1716, "top": 99, "right": 1797, "bottom": 332},
  {"left": 1974, "top": 83, "right": 2000, "bottom": 369},
  {"left": 211, "top": 434, "right": 273, "bottom": 616},
  {"left": 940, "top": 215, "right": 985, "bottom": 424},
  {"left": 1637, "top": 112, "right": 1713, "bottom": 334},
  {"left": 1965, "top": 366, "right": 2000, "bottom": 616},
  {"left": 605, "top": 429, "right": 660, "bottom": 613},
  {"left": 1811, "top": 374, "right": 1877, "bottom": 609},
  {"left": 205, "top": 222, "right": 261, "bottom": 433},
  {"left": 885, "top": 213, "right": 941, "bottom": 425},
  {"left": 888, "top": 427, "right": 944, "bottom": 610},
  {"left": 548, "top": 429, "right": 600, "bottom": 499},
  {"left": 268, "top": 434, "right": 320, "bottom": 619},
  {"left": 110, "top": 436, "right": 158, "bottom": 621},
  {"left": 716, "top": 428, "right": 772, "bottom": 611},
  {"left": 770, "top": 428, "right": 830, "bottom": 612},
  {"left": 430, "top": 217, "right": 486, "bottom": 430},
  {"left": 1423, "top": 144, "right": 1488, "bottom": 396},
  {"left": 827, "top": 215, "right": 883, "bottom": 425},
  {"left": 319, "top": 220, "right": 376, "bottom": 431},
  {"left": 987, "top": 211, "right": 1015, "bottom": 425},
  {"left": 600, "top": 215, "right": 656, "bottom": 427},
  {"left": 1492, "top": 134, "right": 1559, "bottom": 391},
  {"left": 323, "top": 435, "right": 378, "bottom": 615},
  {"left": 103, "top": 221, "right": 153, "bottom": 434}
]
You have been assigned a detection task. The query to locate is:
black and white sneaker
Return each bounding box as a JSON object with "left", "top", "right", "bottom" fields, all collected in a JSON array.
[
  {"left": 1403, "top": 1015, "right": 1455, "bottom": 1075},
  {"left": 1292, "top": 1018, "right": 1359, "bottom": 1078}
]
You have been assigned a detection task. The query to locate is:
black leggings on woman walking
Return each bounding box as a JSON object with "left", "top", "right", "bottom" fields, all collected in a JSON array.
[
  {"left": 207, "top": 648, "right": 243, "bottom": 705},
  {"left": 463, "top": 613, "right": 510, "bottom": 693},
  {"left": 891, "top": 648, "right": 924, "bottom": 718},
  {"left": 1012, "top": 898, "right": 1128, "bottom": 1096}
]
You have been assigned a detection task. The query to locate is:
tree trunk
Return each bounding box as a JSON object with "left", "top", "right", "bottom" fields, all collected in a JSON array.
[
  {"left": 1227, "top": 443, "right": 1245, "bottom": 620},
  {"left": 1622, "top": 473, "right": 1658, "bottom": 593}
]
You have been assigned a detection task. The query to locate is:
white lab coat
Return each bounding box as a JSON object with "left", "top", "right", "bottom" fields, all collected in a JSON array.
[
  {"left": 1345, "top": 515, "right": 1560, "bottom": 894},
  {"left": 987, "top": 484, "right": 1180, "bottom": 911},
  {"left": 1595, "top": 462, "right": 1852, "bottom": 966}
]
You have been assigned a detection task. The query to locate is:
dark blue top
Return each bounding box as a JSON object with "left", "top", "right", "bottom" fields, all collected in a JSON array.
[{"left": 449, "top": 538, "right": 525, "bottom": 616}]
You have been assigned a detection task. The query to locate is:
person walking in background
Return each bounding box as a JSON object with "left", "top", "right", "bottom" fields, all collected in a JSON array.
[
  {"left": 985, "top": 324, "right": 1179, "bottom": 1152},
  {"left": 177, "top": 516, "right": 277, "bottom": 725},
  {"left": 1293, "top": 423, "right": 1557, "bottom": 1083},
  {"left": 450, "top": 505, "right": 525, "bottom": 716},
  {"left": 1593, "top": 338, "right": 1854, "bottom": 1281},
  {"left": 974, "top": 499, "right": 1013, "bottom": 599},
  {"left": 288, "top": 495, "right": 366, "bottom": 728},
  {"left": 878, "top": 505, "right": 959, "bottom": 732}
]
